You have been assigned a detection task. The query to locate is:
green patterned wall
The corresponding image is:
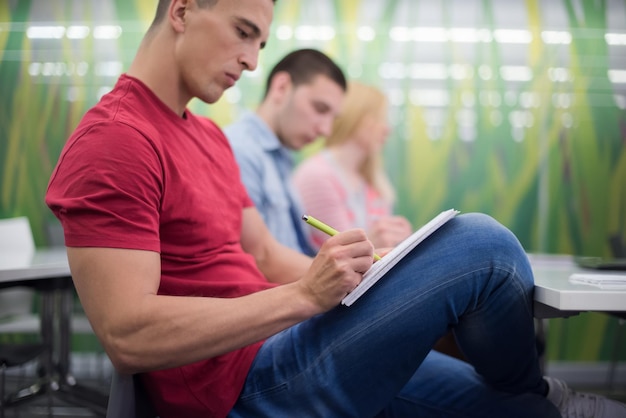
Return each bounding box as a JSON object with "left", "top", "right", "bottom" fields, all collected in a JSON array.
[{"left": 1, "top": 0, "right": 625, "bottom": 362}]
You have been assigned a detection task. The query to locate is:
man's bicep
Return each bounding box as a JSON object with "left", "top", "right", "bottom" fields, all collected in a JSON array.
[{"left": 67, "top": 247, "right": 161, "bottom": 338}]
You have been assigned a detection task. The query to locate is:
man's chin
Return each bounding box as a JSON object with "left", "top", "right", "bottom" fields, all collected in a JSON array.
[
  {"left": 295, "top": 138, "right": 319, "bottom": 151},
  {"left": 199, "top": 87, "right": 227, "bottom": 105}
]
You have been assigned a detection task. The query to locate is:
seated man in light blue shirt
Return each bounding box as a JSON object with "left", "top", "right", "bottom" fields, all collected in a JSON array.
[{"left": 224, "top": 49, "right": 347, "bottom": 256}]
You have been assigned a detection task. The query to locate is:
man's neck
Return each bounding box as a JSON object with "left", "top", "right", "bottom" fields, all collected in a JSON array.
[
  {"left": 255, "top": 102, "right": 277, "bottom": 135},
  {"left": 126, "top": 30, "right": 190, "bottom": 117}
]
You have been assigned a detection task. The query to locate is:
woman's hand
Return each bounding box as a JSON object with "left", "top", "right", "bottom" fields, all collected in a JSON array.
[{"left": 369, "top": 215, "right": 413, "bottom": 248}]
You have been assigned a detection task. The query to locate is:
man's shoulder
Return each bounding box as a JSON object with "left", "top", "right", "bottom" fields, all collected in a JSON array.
[{"left": 78, "top": 78, "right": 160, "bottom": 138}]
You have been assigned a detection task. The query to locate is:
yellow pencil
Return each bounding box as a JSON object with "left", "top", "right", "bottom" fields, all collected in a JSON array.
[{"left": 302, "top": 214, "right": 381, "bottom": 261}]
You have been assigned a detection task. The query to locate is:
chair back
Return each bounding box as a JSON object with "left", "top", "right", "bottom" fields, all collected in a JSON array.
[
  {"left": 0, "top": 216, "right": 35, "bottom": 259},
  {"left": 0, "top": 217, "right": 36, "bottom": 319},
  {"left": 106, "top": 370, "right": 158, "bottom": 418}
]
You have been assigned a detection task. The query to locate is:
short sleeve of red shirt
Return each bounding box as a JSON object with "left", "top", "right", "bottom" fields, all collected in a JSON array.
[{"left": 47, "top": 121, "right": 165, "bottom": 251}]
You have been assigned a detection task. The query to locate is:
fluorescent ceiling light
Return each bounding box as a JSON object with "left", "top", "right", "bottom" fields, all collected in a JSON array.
[
  {"left": 66, "top": 25, "right": 90, "bottom": 39},
  {"left": 409, "top": 89, "right": 449, "bottom": 107},
  {"left": 95, "top": 61, "right": 123, "bottom": 77},
  {"left": 547, "top": 67, "right": 571, "bottom": 82},
  {"left": 381, "top": 27, "right": 626, "bottom": 46},
  {"left": 500, "top": 66, "right": 533, "bottom": 81},
  {"left": 294, "top": 25, "right": 335, "bottom": 41},
  {"left": 449, "top": 64, "right": 474, "bottom": 80},
  {"left": 389, "top": 26, "right": 411, "bottom": 42},
  {"left": 541, "top": 31, "right": 571, "bottom": 44},
  {"left": 509, "top": 110, "right": 534, "bottom": 128},
  {"left": 28, "top": 62, "right": 41, "bottom": 76},
  {"left": 93, "top": 25, "right": 122, "bottom": 39},
  {"left": 409, "top": 63, "right": 447, "bottom": 80},
  {"left": 608, "top": 69, "right": 626, "bottom": 83},
  {"left": 26, "top": 25, "right": 65, "bottom": 39},
  {"left": 448, "top": 28, "right": 492, "bottom": 43},
  {"left": 357, "top": 26, "right": 375, "bottom": 42},
  {"left": 478, "top": 65, "right": 493, "bottom": 80},
  {"left": 605, "top": 33, "right": 626, "bottom": 45},
  {"left": 379, "top": 62, "right": 407, "bottom": 79},
  {"left": 411, "top": 27, "right": 447, "bottom": 42},
  {"left": 493, "top": 29, "right": 532, "bottom": 44},
  {"left": 386, "top": 88, "right": 405, "bottom": 107},
  {"left": 275, "top": 25, "right": 292, "bottom": 40}
]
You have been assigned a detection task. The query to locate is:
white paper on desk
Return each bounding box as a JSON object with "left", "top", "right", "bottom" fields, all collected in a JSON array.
[
  {"left": 569, "top": 273, "right": 626, "bottom": 290},
  {"left": 342, "top": 209, "right": 460, "bottom": 306}
]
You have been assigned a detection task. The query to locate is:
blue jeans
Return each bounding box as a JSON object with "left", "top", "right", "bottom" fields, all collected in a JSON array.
[{"left": 228, "top": 213, "right": 561, "bottom": 417}]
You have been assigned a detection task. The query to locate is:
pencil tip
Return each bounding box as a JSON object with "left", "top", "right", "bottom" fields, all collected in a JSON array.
[{"left": 302, "top": 215, "right": 308, "bottom": 221}]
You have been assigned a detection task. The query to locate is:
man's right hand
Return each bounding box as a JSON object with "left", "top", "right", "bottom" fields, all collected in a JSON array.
[{"left": 296, "top": 229, "right": 374, "bottom": 312}]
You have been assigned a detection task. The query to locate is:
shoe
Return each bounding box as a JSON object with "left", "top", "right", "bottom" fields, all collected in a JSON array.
[{"left": 545, "top": 376, "right": 626, "bottom": 417}]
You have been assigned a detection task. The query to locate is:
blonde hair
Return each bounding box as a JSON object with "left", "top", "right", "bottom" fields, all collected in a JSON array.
[{"left": 325, "top": 81, "right": 396, "bottom": 203}]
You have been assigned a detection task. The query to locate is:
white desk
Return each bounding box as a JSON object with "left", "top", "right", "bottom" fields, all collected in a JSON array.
[
  {"left": 0, "top": 248, "right": 107, "bottom": 414},
  {"left": 0, "top": 247, "right": 69, "bottom": 282},
  {"left": 529, "top": 253, "right": 626, "bottom": 318}
]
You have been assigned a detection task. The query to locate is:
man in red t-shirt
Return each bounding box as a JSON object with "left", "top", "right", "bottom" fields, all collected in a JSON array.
[
  {"left": 47, "top": 1, "right": 367, "bottom": 416},
  {"left": 45, "top": 1, "right": 626, "bottom": 418}
]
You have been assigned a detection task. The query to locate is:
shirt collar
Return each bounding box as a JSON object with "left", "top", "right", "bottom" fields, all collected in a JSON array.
[{"left": 241, "top": 111, "right": 294, "bottom": 162}]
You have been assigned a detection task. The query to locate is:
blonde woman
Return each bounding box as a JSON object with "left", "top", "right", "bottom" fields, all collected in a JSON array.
[{"left": 293, "top": 81, "right": 412, "bottom": 250}]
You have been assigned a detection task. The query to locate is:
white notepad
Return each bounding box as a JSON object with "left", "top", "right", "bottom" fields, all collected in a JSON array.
[
  {"left": 569, "top": 273, "right": 626, "bottom": 290},
  {"left": 342, "top": 208, "right": 460, "bottom": 306}
]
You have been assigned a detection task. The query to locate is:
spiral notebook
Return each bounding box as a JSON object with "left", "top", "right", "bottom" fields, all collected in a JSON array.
[{"left": 342, "top": 208, "right": 460, "bottom": 306}]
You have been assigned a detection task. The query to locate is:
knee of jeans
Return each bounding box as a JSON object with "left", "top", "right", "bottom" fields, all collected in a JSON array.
[
  {"left": 457, "top": 213, "right": 532, "bottom": 283},
  {"left": 456, "top": 213, "right": 519, "bottom": 248}
]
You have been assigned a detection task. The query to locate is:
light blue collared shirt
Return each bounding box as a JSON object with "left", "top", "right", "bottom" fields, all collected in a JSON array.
[{"left": 225, "top": 112, "right": 315, "bottom": 255}]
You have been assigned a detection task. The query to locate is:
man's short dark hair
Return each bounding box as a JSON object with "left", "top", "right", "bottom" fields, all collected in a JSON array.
[
  {"left": 151, "top": 0, "right": 276, "bottom": 28},
  {"left": 152, "top": 0, "right": 216, "bottom": 27},
  {"left": 264, "top": 49, "right": 347, "bottom": 97}
]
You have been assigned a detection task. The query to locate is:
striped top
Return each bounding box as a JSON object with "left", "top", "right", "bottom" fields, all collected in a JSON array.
[{"left": 293, "top": 150, "right": 391, "bottom": 249}]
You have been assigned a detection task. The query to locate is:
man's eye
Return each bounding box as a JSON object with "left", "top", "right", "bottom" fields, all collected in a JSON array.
[
  {"left": 237, "top": 28, "right": 249, "bottom": 39},
  {"left": 314, "top": 105, "right": 329, "bottom": 114}
]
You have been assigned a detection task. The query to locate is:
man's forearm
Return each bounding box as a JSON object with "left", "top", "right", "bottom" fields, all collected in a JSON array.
[{"left": 257, "top": 241, "right": 312, "bottom": 284}]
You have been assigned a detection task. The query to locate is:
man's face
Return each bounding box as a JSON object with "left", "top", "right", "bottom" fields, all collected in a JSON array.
[
  {"left": 174, "top": 0, "right": 273, "bottom": 104},
  {"left": 275, "top": 75, "right": 345, "bottom": 151}
]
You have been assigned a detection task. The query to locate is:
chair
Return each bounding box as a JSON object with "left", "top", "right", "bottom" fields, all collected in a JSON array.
[
  {"left": 0, "top": 217, "right": 48, "bottom": 418},
  {"left": 106, "top": 370, "right": 158, "bottom": 418},
  {"left": 0, "top": 344, "right": 46, "bottom": 418}
]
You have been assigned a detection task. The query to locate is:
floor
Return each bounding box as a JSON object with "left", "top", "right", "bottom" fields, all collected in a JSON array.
[
  {"left": 2, "top": 355, "right": 111, "bottom": 418},
  {"left": 2, "top": 379, "right": 109, "bottom": 418},
  {"left": 2, "top": 359, "right": 625, "bottom": 417},
  {"left": 2, "top": 396, "right": 106, "bottom": 418}
]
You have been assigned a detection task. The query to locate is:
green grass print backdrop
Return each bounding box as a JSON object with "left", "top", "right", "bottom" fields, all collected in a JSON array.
[{"left": 1, "top": 0, "right": 625, "bottom": 361}]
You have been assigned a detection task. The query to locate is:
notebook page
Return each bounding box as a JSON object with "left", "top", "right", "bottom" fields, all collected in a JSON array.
[{"left": 342, "top": 209, "right": 460, "bottom": 306}]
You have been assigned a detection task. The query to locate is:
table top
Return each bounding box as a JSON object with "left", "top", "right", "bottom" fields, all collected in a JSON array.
[
  {"left": 1, "top": 249, "right": 624, "bottom": 314},
  {"left": 0, "top": 247, "right": 70, "bottom": 284},
  {"left": 528, "top": 253, "right": 626, "bottom": 316}
]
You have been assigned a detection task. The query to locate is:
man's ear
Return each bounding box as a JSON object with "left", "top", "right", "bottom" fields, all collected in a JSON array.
[
  {"left": 169, "top": 0, "right": 190, "bottom": 33},
  {"left": 268, "top": 72, "right": 293, "bottom": 102}
]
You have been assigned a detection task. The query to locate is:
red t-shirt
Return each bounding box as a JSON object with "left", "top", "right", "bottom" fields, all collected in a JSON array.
[{"left": 46, "top": 74, "right": 276, "bottom": 417}]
